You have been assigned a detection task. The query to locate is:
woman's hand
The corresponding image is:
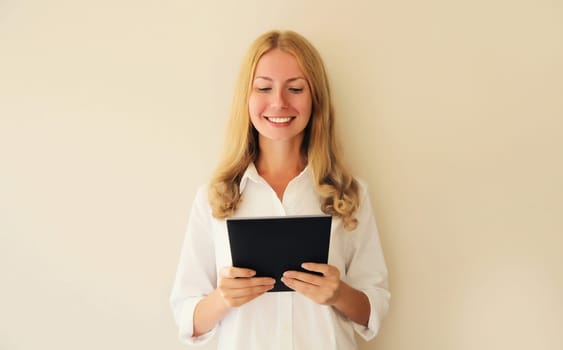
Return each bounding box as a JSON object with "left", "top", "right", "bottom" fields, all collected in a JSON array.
[
  {"left": 281, "top": 263, "right": 342, "bottom": 305},
  {"left": 193, "top": 267, "right": 273, "bottom": 336},
  {"left": 217, "top": 267, "right": 275, "bottom": 308}
]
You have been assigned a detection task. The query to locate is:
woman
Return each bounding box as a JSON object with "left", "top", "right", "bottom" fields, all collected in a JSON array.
[{"left": 170, "top": 30, "right": 390, "bottom": 349}]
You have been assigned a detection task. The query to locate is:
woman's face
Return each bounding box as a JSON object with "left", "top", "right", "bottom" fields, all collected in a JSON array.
[{"left": 248, "top": 49, "right": 312, "bottom": 144}]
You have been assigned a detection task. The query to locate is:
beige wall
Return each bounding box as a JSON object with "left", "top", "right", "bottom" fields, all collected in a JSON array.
[{"left": 1, "top": 1, "right": 562, "bottom": 349}]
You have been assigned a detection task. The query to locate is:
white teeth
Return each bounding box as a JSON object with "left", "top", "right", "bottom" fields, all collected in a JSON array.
[{"left": 266, "top": 117, "right": 292, "bottom": 123}]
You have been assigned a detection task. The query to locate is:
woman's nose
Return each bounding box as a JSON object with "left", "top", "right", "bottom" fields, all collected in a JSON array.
[{"left": 271, "top": 90, "right": 288, "bottom": 109}]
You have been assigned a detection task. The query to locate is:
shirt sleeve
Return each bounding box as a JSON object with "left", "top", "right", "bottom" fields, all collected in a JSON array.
[
  {"left": 343, "top": 183, "right": 391, "bottom": 341},
  {"left": 170, "top": 185, "right": 219, "bottom": 345}
]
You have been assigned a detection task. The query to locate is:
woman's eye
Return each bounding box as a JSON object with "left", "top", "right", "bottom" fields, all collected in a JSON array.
[
  {"left": 256, "top": 87, "right": 271, "bottom": 92},
  {"left": 289, "top": 87, "right": 304, "bottom": 93}
]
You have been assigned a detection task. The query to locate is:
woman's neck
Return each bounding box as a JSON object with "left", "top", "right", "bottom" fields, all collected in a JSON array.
[
  {"left": 254, "top": 135, "right": 307, "bottom": 199},
  {"left": 255, "top": 136, "right": 306, "bottom": 177}
]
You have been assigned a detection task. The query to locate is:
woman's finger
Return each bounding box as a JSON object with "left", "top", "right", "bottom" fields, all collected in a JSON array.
[
  {"left": 220, "top": 276, "right": 275, "bottom": 289},
  {"left": 221, "top": 284, "right": 274, "bottom": 299},
  {"left": 220, "top": 266, "right": 256, "bottom": 278},
  {"left": 282, "top": 270, "right": 323, "bottom": 286},
  {"left": 301, "top": 263, "right": 338, "bottom": 277}
]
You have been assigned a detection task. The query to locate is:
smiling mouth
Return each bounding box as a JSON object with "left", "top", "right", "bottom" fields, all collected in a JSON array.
[{"left": 264, "top": 116, "right": 294, "bottom": 124}]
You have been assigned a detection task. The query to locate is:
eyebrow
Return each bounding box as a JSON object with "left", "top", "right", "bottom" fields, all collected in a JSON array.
[{"left": 254, "top": 76, "right": 307, "bottom": 83}]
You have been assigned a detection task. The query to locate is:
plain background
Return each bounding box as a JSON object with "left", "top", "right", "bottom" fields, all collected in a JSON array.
[{"left": 1, "top": 0, "right": 562, "bottom": 349}]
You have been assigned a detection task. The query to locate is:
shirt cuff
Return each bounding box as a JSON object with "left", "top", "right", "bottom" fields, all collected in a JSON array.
[
  {"left": 352, "top": 289, "right": 389, "bottom": 341},
  {"left": 177, "top": 297, "right": 218, "bottom": 346}
]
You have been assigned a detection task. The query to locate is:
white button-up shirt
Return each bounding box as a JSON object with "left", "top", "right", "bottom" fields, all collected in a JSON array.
[{"left": 170, "top": 164, "right": 390, "bottom": 349}]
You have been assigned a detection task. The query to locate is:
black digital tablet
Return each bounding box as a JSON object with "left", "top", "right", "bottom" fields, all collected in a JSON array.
[{"left": 227, "top": 215, "right": 332, "bottom": 292}]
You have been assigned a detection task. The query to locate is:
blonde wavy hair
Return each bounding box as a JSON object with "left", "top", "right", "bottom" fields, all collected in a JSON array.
[{"left": 209, "top": 30, "right": 360, "bottom": 230}]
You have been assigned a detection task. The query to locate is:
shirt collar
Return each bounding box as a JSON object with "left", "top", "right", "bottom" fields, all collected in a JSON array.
[
  {"left": 239, "top": 162, "right": 261, "bottom": 194},
  {"left": 239, "top": 162, "right": 311, "bottom": 194}
]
